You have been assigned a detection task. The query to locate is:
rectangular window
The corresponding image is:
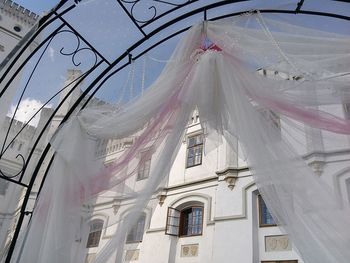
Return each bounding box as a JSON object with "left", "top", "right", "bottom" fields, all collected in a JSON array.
[
  {"left": 86, "top": 231, "right": 101, "bottom": 248},
  {"left": 165, "top": 206, "right": 203, "bottom": 237},
  {"left": 137, "top": 151, "right": 151, "bottom": 181},
  {"left": 126, "top": 214, "right": 146, "bottom": 243},
  {"left": 165, "top": 207, "right": 180, "bottom": 236},
  {"left": 186, "top": 134, "right": 203, "bottom": 168},
  {"left": 86, "top": 220, "right": 103, "bottom": 248},
  {"left": 258, "top": 195, "right": 276, "bottom": 227},
  {"left": 262, "top": 261, "right": 298, "bottom": 263}
]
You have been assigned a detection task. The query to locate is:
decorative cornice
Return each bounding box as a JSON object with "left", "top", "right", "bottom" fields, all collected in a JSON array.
[
  {"left": 166, "top": 175, "right": 218, "bottom": 191},
  {"left": 303, "top": 149, "right": 350, "bottom": 160},
  {"left": 215, "top": 166, "right": 249, "bottom": 176},
  {"left": 214, "top": 181, "right": 256, "bottom": 222},
  {"left": 216, "top": 167, "right": 250, "bottom": 189},
  {"left": 146, "top": 227, "right": 165, "bottom": 233}
]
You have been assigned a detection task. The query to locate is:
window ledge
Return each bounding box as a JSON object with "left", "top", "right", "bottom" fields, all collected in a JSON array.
[{"left": 125, "top": 240, "right": 142, "bottom": 244}]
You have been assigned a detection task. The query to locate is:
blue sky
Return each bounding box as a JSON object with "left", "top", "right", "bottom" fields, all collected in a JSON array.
[
  {"left": 7, "top": 0, "right": 350, "bottom": 126},
  {"left": 14, "top": 0, "right": 58, "bottom": 14}
]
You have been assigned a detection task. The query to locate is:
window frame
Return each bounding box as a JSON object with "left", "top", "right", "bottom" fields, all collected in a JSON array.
[
  {"left": 86, "top": 219, "right": 104, "bottom": 248},
  {"left": 126, "top": 213, "right": 146, "bottom": 243},
  {"left": 258, "top": 195, "right": 277, "bottom": 228},
  {"left": 137, "top": 151, "right": 152, "bottom": 181},
  {"left": 165, "top": 207, "right": 181, "bottom": 236},
  {"left": 179, "top": 206, "right": 204, "bottom": 237},
  {"left": 165, "top": 206, "right": 204, "bottom": 237},
  {"left": 186, "top": 133, "right": 204, "bottom": 168}
]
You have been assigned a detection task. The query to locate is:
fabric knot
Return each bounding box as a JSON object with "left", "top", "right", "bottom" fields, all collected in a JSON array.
[{"left": 190, "top": 48, "right": 205, "bottom": 62}]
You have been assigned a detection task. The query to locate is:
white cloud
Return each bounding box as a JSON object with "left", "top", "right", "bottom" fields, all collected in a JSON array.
[
  {"left": 7, "top": 98, "right": 52, "bottom": 127},
  {"left": 48, "top": 47, "right": 55, "bottom": 62}
]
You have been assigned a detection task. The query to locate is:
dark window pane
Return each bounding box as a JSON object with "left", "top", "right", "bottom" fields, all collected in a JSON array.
[
  {"left": 259, "top": 196, "right": 276, "bottom": 227},
  {"left": 188, "top": 137, "right": 196, "bottom": 147},
  {"left": 186, "top": 134, "right": 203, "bottom": 168},
  {"left": 186, "top": 157, "right": 194, "bottom": 167},
  {"left": 166, "top": 207, "right": 181, "bottom": 236},
  {"left": 86, "top": 220, "right": 103, "bottom": 248},
  {"left": 180, "top": 207, "right": 203, "bottom": 236},
  {"left": 137, "top": 154, "right": 151, "bottom": 180}
]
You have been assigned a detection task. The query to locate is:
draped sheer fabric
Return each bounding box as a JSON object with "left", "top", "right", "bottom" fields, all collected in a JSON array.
[{"left": 18, "top": 13, "right": 350, "bottom": 263}]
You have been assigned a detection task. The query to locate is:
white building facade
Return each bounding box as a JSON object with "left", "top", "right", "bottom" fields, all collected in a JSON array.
[
  {"left": 0, "top": 3, "right": 349, "bottom": 262},
  {"left": 0, "top": 1, "right": 41, "bottom": 260},
  {"left": 0, "top": 0, "right": 40, "bottom": 129},
  {"left": 81, "top": 84, "right": 350, "bottom": 263}
]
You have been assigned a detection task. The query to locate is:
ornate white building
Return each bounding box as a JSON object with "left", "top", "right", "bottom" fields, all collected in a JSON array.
[
  {"left": 1, "top": 60, "right": 350, "bottom": 263},
  {"left": 0, "top": 0, "right": 40, "bottom": 129},
  {"left": 0, "top": 0, "right": 39, "bottom": 62},
  {"left": 0, "top": 1, "right": 41, "bottom": 260},
  {"left": 0, "top": 2, "right": 350, "bottom": 263},
  {"left": 0, "top": 66, "right": 110, "bottom": 262},
  {"left": 78, "top": 70, "right": 350, "bottom": 263}
]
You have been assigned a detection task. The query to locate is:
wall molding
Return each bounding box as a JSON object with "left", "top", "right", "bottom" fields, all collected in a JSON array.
[{"left": 214, "top": 181, "right": 256, "bottom": 222}]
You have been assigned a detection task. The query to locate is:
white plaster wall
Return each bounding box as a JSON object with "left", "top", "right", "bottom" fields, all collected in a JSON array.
[{"left": 73, "top": 101, "right": 350, "bottom": 263}]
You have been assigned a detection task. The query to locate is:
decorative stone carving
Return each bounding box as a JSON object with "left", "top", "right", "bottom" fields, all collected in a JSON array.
[
  {"left": 157, "top": 190, "right": 167, "bottom": 206},
  {"left": 224, "top": 175, "right": 238, "bottom": 190},
  {"left": 125, "top": 249, "right": 139, "bottom": 261},
  {"left": 265, "top": 235, "right": 291, "bottom": 252},
  {"left": 216, "top": 167, "right": 242, "bottom": 190},
  {"left": 309, "top": 160, "right": 325, "bottom": 176},
  {"left": 181, "top": 244, "right": 199, "bottom": 257}
]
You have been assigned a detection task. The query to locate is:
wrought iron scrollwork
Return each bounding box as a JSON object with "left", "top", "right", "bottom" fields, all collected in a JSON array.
[
  {"left": 0, "top": 27, "right": 101, "bottom": 182},
  {"left": 119, "top": 0, "right": 196, "bottom": 25},
  {"left": 58, "top": 30, "right": 98, "bottom": 67},
  {"left": 0, "top": 154, "right": 25, "bottom": 179}
]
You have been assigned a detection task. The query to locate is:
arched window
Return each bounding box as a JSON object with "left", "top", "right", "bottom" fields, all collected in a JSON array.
[
  {"left": 126, "top": 213, "right": 146, "bottom": 243},
  {"left": 86, "top": 219, "right": 103, "bottom": 248},
  {"left": 165, "top": 206, "right": 203, "bottom": 237}
]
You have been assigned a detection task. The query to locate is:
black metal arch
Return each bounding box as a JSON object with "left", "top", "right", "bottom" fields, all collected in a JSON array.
[{"left": 1, "top": 0, "right": 350, "bottom": 262}]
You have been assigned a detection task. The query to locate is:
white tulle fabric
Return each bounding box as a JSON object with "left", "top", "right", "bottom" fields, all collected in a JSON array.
[{"left": 18, "top": 13, "right": 350, "bottom": 263}]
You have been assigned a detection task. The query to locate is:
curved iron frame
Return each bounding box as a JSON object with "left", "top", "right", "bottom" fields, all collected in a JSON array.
[{"left": 0, "top": 0, "right": 349, "bottom": 262}]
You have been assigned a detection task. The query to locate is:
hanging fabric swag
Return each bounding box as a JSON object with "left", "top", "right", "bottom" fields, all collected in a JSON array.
[{"left": 18, "top": 13, "right": 350, "bottom": 263}]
